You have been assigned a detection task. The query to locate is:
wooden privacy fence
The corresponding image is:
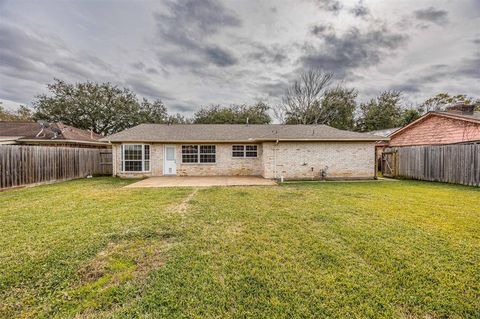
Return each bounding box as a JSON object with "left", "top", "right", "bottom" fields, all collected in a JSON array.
[
  {"left": 0, "top": 145, "right": 112, "bottom": 189},
  {"left": 384, "top": 143, "right": 480, "bottom": 186}
]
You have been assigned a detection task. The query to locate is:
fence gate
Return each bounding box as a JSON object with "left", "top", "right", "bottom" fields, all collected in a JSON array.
[
  {"left": 381, "top": 150, "right": 397, "bottom": 177},
  {"left": 99, "top": 151, "right": 113, "bottom": 175}
]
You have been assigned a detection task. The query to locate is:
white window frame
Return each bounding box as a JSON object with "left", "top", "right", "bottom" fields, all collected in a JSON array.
[
  {"left": 120, "top": 144, "right": 151, "bottom": 172},
  {"left": 232, "top": 144, "right": 258, "bottom": 158},
  {"left": 181, "top": 144, "right": 216, "bottom": 164}
]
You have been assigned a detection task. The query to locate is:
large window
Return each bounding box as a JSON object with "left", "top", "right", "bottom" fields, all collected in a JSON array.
[
  {"left": 182, "top": 145, "right": 216, "bottom": 163},
  {"left": 232, "top": 145, "right": 258, "bottom": 158},
  {"left": 121, "top": 144, "right": 150, "bottom": 172}
]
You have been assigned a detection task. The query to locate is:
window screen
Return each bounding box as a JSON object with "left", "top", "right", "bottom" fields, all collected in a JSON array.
[
  {"left": 182, "top": 145, "right": 216, "bottom": 163},
  {"left": 182, "top": 145, "right": 198, "bottom": 163},
  {"left": 121, "top": 144, "right": 150, "bottom": 172},
  {"left": 232, "top": 145, "right": 257, "bottom": 158}
]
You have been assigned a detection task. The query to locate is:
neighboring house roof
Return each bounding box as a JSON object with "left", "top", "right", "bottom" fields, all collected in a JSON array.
[
  {"left": 367, "top": 127, "right": 401, "bottom": 137},
  {"left": 0, "top": 121, "right": 106, "bottom": 144},
  {"left": 435, "top": 110, "right": 480, "bottom": 122},
  {"left": 389, "top": 111, "right": 480, "bottom": 138},
  {"left": 102, "top": 124, "right": 388, "bottom": 142}
]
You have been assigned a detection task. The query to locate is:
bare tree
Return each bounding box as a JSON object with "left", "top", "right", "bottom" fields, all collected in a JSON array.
[{"left": 274, "top": 70, "right": 334, "bottom": 124}]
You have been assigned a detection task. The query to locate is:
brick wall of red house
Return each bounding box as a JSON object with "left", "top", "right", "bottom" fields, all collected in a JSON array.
[{"left": 390, "top": 115, "right": 480, "bottom": 147}]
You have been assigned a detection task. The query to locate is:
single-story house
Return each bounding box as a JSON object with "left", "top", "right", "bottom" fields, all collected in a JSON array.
[
  {"left": 0, "top": 121, "right": 109, "bottom": 148},
  {"left": 102, "top": 124, "right": 387, "bottom": 180},
  {"left": 388, "top": 104, "right": 480, "bottom": 147}
]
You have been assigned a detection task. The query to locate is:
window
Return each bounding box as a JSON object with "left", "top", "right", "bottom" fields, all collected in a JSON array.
[
  {"left": 245, "top": 145, "right": 258, "bottom": 157},
  {"left": 232, "top": 145, "right": 244, "bottom": 157},
  {"left": 121, "top": 144, "right": 150, "bottom": 172},
  {"left": 232, "top": 145, "right": 258, "bottom": 158},
  {"left": 182, "top": 145, "right": 198, "bottom": 163},
  {"left": 182, "top": 145, "right": 216, "bottom": 163}
]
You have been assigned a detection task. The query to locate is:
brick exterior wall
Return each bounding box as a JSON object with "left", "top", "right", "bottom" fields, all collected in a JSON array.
[
  {"left": 175, "top": 144, "right": 263, "bottom": 176},
  {"left": 390, "top": 115, "right": 480, "bottom": 147},
  {"left": 262, "top": 141, "right": 375, "bottom": 180},
  {"left": 113, "top": 142, "right": 375, "bottom": 180}
]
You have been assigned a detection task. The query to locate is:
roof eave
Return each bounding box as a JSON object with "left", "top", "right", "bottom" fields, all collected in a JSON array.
[{"left": 103, "top": 138, "right": 388, "bottom": 143}]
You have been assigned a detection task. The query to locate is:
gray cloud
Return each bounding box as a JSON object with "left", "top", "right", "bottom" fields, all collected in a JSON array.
[
  {"left": 132, "top": 62, "right": 146, "bottom": 70},
  {"left": 302, "top": 25, "right": 408, "bottom": 76},
  {"left": 204, "top": 45, "right": 238, "bottom": 66},
  {"left": 414, "top": 7, "right": 449, "bottom": 26},
  {"left": 0, "top": 22, "right": 113, "bottom": 102},
  {"left": 259, "top": 79, "right": 290, "bottom": 98},
  {"left": 145, "top": 67, "right": 159, "bottom": 75},
  {"left": 314, "top": 0, "right": 343, "bottom": 14},
  {"left": 350, "top": 1, "right": 369, "bottom": 17},
  {"left": 246, "top": 43, "right": 288, "bottom": 65},
  {"left": 389, "top": 52, "right": 480, "bottom": 97},
  {"left": 454, "top": 54, "right": 480, "bottom": 79},
  {"left": 311, "top": 24, "right": 334, "bottom": 36},
  {"left": 126, "top": 77, "right": 172, "bottom": 101},
  {"left": 389, "top": 83, "right": 421, "bottom": 93},
  {"left": 170, "top": 102, "right": 197, "bottom": 113},
  {"left": 154, "top": 0, "right": 240, "bottom": 69}
]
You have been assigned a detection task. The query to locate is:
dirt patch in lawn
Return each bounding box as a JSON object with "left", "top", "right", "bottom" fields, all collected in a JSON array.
[
  {"left": 174, "top": 188, "right": 199, "bottom": 214},
  {"left": 78, "top": 238, "right": 170, "bottom": 284}
]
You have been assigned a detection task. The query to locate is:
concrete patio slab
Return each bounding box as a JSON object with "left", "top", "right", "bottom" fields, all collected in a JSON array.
[{"left": 124, "top": 176, "right": 277, "bottom": 188}]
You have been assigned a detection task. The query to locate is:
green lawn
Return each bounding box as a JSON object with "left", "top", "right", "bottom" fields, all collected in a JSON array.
[{"left": 0, "top": 178, "right": 479, "bottom": 318}]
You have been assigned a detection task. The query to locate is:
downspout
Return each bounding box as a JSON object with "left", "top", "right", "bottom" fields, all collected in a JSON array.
[{"left": 274, "top": 139, "right": 279, "bottom": 180}]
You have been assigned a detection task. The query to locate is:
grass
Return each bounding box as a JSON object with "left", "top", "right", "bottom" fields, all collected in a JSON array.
[{"left": 0, "top": 178, "right": 479, "bottom": 318}]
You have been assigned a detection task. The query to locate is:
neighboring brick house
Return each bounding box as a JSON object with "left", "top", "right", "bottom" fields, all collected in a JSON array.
[
  {"left": 102, "top": 124, "right": 387, "bottom": 180},
  {"left": 0, "top": 121, "right": 109, "bottom": 148},
  {"left": 389, "top": 104, "right": 480, "bottom": 147}
]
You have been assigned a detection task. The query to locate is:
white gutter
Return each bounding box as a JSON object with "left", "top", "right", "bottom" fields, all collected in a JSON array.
[{"left": 103, "top": 138, "right": 388, "bottom": 143}]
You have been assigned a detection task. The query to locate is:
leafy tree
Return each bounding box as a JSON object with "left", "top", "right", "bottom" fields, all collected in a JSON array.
[
  {"left": 356, "top": 91, "right": 403, "bottom": 132},
  {"left": 275, "top": 70, "right": 334, "bottom": 124},
  {"left": 137, "top": 99, "right": 169, "bottom": 123},
  {"left": 420, "top": 93, "right": 473, "bottom": 112},
  {"left": 193, "top": 102, "right": 271, "bottom": 124},
  {"left": 16, "top": 106, "right": 34, "bottom": 121},
  {"left": 320, "top": 87, "right": 357, "bottom": 130},
  {"left": 166, "top": 113, "right": 191, "bottom": 124},
  {"left": 400, "top": 108, "right": 422, "bottom": 126},
  {"left": 0, "top": 104, "right": 33, "bottom": 121},
  {"left": 33, "top": 79, "right": 176, "bottom": 135},
  {"left": 0, "top": 106, "right": 15, "bottom": 121}
]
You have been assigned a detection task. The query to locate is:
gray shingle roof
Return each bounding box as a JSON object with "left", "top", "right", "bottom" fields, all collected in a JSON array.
[
  {"left": 102, "top": 124, "right": 387, "bottom": 142},
  {"left": 436, "top": 111, "right": 480, "bottom": 122},
  {"left": 0, "top": 121, "right": 104, "bottom": 142}
]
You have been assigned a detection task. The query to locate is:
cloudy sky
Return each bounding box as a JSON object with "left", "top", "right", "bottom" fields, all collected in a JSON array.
[{"left": 1, "top": 0, "right": 479, "bottom": 115}]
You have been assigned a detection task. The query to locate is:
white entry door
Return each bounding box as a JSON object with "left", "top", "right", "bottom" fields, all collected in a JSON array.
[{"left": 164, "top": 145, "right": 177, "bottom": 175}]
